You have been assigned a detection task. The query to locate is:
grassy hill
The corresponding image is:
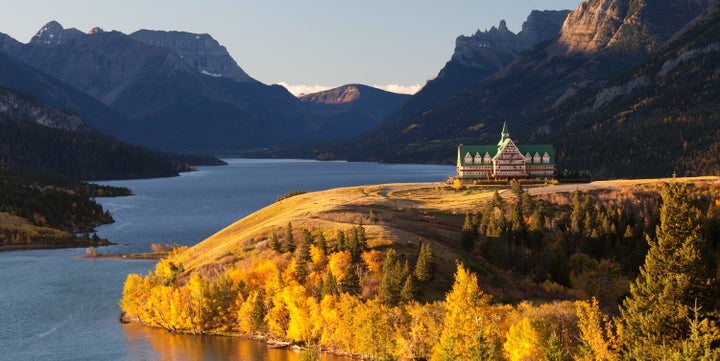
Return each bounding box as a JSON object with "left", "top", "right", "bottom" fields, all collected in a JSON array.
[{"left": 121, "top": 176, "right": 720, "bottom": 358}]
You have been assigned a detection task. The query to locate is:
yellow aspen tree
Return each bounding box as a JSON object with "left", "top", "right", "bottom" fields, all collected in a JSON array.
[
  {"left": 236, "top": 291, "right": 258, "bottom": 334},
  {"left": 431, "top": 263, "right": 498, "bottom": 361},
  {"left": 396, "top": 301, "right": 444, "bottom": 360},
  {"left": 265, "top": 286, "right": 290, "bottom": 338},
  {"left": 327, "top": 250, "right": 352, "bottom": 281},
  {"left": 575, "top": 298, "right": 621, "bottom": 361},
  {"left": 352, "top": 298, "right": 397, "bottom": 359},
  {"left": 120, "top": 273, "right": 151, "bottom": 322},
  {"left": 186, "top": 273, "right": 209, "bottom": 333},
  {"left": 310, "top": 244, "right": 326, "bottom": 269},
  {"left": 503, "top": 317, "right": 543, "bottom": 361},
  {"left": 283, "top": 284, "right": 317, "bottom": 343}
]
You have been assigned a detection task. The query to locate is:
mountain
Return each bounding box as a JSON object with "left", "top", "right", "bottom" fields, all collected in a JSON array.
[
  {"left": 546, "top": 1, "right": 720, "bottom": 178},
  {"left": 0, "top": 86, "right": 193, "bottom": 180},
  {"left": 299, "top": 84, "right": 410, "bottom": 140},
  {"left": 340, "top": 0, "right": 715, "bottom": 178},
  {"left": 383, "top": 10, "right": 570, "bottom": 128},
  {"left": 0, "top": 47, "right": 132, "bottom": 138},
  {"left": 0, "top": 22, "right": 321, "bottom": 153},
  {"left": 129, "top": 29, "right": 256, "bottom": 83}
]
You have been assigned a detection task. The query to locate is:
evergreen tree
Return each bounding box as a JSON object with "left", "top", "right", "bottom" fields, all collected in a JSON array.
[
  {"left": 414, "top": 242, "right": 435, "bottom": 283},
  {"left": 251, "top": 290, "right": 266, "bottom": 331},
  {"left": 400, "top": 274, "right": 419, "bottom": 303},
  {"left": 461, "top": 213, "right": 479, "bottom": 250},
  {"left": 316, "top": 232, "right": 327, "bottom": 253},
  {"left": 339, "top": 264, "right": 360, "bottom": 296},
  {"left": 281, "top": 222, "right": 295, "bottom": 253},
  {"left": 621, "top": 180, "right": 714, "bottom": 359},
  {"left": 335, "top": 230, "right": 346, "bottom": 252},
  {"left": 571, "top": 190, "right": 584, "bottom": 234},
  {"left": 270, "top": 232, "right": 281, "bottom": 252},
  {"left": 322, "top": 271, "right": 339, "bottom": 297},
  {"left": 295, "top": 229, "right": 313, "bottom": 283},
  {"left": 378, "top": 249, "right": 404, "bottom": 305}
]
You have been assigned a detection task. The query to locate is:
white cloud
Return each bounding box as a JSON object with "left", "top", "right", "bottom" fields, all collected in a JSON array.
[
  {"left": 372, "top": 84, "right": 422, "bottom": 95},
  {"left": 278, "top": 82, "right": 423, "bottom": 97},
  {"left": 277, "top": 82, "right": 333, "bottom": 97}
]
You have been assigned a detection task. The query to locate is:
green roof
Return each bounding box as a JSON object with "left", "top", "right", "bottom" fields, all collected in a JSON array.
[{"left": 458, "top": 143, "right": 554, "bottom": 166}]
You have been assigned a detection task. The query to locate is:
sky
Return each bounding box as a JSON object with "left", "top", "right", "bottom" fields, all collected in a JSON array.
[{"left": 0, "top": 0, "right": 583, "bottom": 95}]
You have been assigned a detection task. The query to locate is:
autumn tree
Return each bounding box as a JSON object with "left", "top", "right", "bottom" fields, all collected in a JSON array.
[
  {"left": 431, "top": 263, "right": 498, "bottom": 360},
  {"left": 621, "top": 180, "right": 716, "bottom": 358}
]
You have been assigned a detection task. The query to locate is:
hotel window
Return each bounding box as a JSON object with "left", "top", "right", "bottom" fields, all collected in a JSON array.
[{"left": 542, "top": 152, "right": 550, "bottom": 163}]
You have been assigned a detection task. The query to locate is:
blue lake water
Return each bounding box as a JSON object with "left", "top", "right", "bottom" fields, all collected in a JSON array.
[{"left": 0, "top": 159, "right": 454, "bottom": 361}]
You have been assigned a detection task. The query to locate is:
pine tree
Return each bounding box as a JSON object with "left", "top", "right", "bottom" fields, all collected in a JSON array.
[
  {"left": 316, "top": 232, "right": 327, "bottom": 253},
  {"left": 295, "top": 229, "right": 313, "bottom": 283},
  {"left": 339, "top": 264, "right": 360, "bottom": 296},
  {"left": 621, "top": 180, "right": 714, "bottom": 358},
  {"left": 251, "top": 290, "right": 266, "bottom": 331},
  {"left": 461, "top": 213, "right": 479, "bottom": 250},
  {"left": 414, "top": 242, "right": 435, "bottom": 283},
  {"left": 270, "top": 232, "right": 281, "bottom": 251},
  {"left": 335, "top": 230, "right": 346, "bottom": 252},
  {"left": 378, "top": 249, "right": 405, "bottom": 305},
  {"left": 570, "top": 190, "right": 584, "bottom": 234},
  {"left": 282, "top": 222, "right": 295, "bottom": 252},
  {"left": 400, "top": 274, "right": 419, "bottom": 303},
  {"left": 322, "top": 271, "right": 339, "bottom": 297}
]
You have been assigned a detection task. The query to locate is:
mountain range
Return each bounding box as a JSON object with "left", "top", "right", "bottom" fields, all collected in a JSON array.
[
  {"left": 0, "top": 22, "right": 406, "bottom": 154},
  {"left": 2, "top": 0, "right": 719, "bottom": 180},
  {"left": 336, "top": 0, "right": 719, "bottom": 178}
]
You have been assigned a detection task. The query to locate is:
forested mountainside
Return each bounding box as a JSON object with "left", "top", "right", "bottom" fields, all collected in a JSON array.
[
  {"left": 0, "top": 86, "right": 195, "bottom": 180},
  {"left": 335, "top": 0, "right": 718, "bottom": 179}
]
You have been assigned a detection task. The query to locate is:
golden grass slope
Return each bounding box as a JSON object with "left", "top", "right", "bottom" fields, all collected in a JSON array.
[{"left": 179, "top": 177, "right": 720, "bottom": 300}]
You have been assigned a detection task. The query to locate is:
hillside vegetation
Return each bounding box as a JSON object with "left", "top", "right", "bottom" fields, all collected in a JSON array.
[
  {"left": 122, "top": 177, "right": 720, "bottom": 359},
  {"left": 0, "top": 168, "right": 123, "bottom": 250}
]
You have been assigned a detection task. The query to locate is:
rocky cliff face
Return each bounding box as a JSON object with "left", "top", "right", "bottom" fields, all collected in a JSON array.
[
  {"left": 129, "top": 30, "right": 255, "bottom": 83},
  {"left": 30, "top": 21, "right": 84, "bottom": 46},
  {"left": 0, "top": 87, "right": 85, "bottom": 131},
  {"left": 451, "top": 10, "right": 570, "bottom": 68},
  {"left": 554, "top": 0, "right": 712, "bottom": 57},
  {"left": 382, "top": 9, "right": 570, "bottom": 129}
]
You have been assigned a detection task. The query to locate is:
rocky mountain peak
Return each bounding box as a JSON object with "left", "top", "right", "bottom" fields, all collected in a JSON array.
[
  {"left": 31, "top": 21, "right": 83, "bottom": 46},
  {"left": 553, "top": 0, "right": 712, "bottom": 57},
  {"left": 300, "top": 84, "right": 362, "bottom": 104},
  {"left": 129, "top": 30, "right": 256, "bottom": 83},
  {"left": 87, "top": 27, "right": 105, "bottom": 35},
  {"left": 452, "top": 10, "right": 570, "bottom": 68}
]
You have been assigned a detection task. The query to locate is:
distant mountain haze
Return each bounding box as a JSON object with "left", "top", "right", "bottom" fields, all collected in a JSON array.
[{"left": 0, "top": 21, "right": 405, "bottom": 154}]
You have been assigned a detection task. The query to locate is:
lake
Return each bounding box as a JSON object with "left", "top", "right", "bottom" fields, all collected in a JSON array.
[{"left": 0, "top": 159, "right": 454, "bottom": 361}]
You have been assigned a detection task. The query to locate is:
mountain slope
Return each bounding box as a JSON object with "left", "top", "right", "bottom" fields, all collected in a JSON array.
[
  {"left": 546, "top": 2, "right": 720, "bottom": 177},
  {"left": 0, "top": 48, "right": 132, "bottom": 138},
  {"left": 0, "top": 22, "right": 321, "bottom": 153},
  {"left": 299, "top": 84, "right": 410, "bottom": 139},
  {"left": 383, "top": 10, "right": 570, "bottom": 130},
  {"left": 0, "top": 86, "right": 196, "bottom": 180},
  {"left": 341, "top": 0, "right": 714, "bottom": 176}
]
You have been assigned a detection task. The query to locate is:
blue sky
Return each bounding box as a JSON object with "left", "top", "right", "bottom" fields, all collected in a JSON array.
[{"left": 0, "top": 0, "right": 583, "bottom": 94}]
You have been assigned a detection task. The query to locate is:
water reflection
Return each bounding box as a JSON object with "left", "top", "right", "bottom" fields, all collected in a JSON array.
[{"left": 122, "top": 323, "right": 349, "bottom": 361}]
